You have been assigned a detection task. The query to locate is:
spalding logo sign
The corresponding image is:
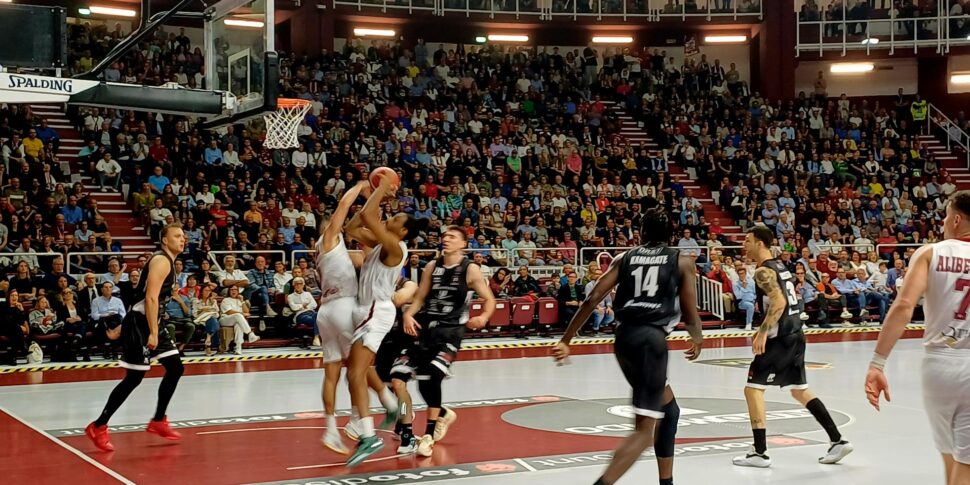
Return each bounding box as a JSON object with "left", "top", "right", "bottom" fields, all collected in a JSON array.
[{"left": 6, "top": 75, "right": 74, "bottom": 93}]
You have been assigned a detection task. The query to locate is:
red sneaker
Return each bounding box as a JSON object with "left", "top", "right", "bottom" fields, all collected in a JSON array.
[
  {"left": 146, "top": 417, "right": 181, "bottom": 440},
  {"left": 85, "top": 422, "right": 114, "bottom": 452}
]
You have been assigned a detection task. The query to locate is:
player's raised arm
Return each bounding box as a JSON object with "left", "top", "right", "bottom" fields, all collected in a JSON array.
[{"left": 321, "top": 181, "right": 367, "bottom": 251}]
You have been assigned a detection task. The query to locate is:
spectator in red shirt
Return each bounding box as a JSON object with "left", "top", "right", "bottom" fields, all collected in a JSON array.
[
  {"left": 706, "top": 259, "right": 735, "bottom": 314},
  {"left": 209, "top": 201, "right": 229, "bottom": 228},
  {"left": 149, "top": 136, "right": 168, "bottom": 162}
]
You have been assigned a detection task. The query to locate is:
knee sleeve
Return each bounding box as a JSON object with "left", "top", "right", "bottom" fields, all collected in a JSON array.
[
  {"left": 417, "top": 366, "right": 446, "bottom": 409},
  {"left": 655, "top": 398, "right": 680, "bottom": 458}
]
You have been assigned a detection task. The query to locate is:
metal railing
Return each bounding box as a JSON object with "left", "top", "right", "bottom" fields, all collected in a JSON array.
[
  {"left": 66, "top": 251, "right": 149, "bottom": 277},
  {"left": 795, "top": 8, "right": 970, "bottom": 54},
  {"left": 335, "top": 0, "right": 761, "bottom": 20},
  {"left": 697, "top": 275, "right": 725, "bottom": 320},
  {"left": 875, "top": 242, "right": 925, "bottom": 260},
  {"left": 928, "top": 103, "right": 970, "bottom": 169}
]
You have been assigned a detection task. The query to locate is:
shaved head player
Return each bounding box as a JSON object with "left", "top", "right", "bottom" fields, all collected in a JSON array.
[{"left": 867, "top": 190, "right": 970, "bottom": 485}]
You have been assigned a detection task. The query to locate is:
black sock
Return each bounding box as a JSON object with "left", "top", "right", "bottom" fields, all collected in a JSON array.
[
  {"left": 659, "top": 479, "right": 673, "bottom": 485},
  {"left": 753, "top": 428, "right": 767, "bottom": 455},
  {"left": 95, "top": 369, "right": 146, "bottom": 427},
  {"left": 805, "top": 398, "right": 842, "bottom": 443},
  {"left": 153, "top": 357, "right": 184, "bottom": 422},
  {"left": 400, "top": 423, "right": 413, "bottom": 442},
  {"left": 425, "top": 419, "right": 437, "bottom": 436},
  {"left": 439, "top": 407, "right": 448, "bottom": 419},
  {"left": 394, "top": 421, "right": 403, "bottom": 436}
]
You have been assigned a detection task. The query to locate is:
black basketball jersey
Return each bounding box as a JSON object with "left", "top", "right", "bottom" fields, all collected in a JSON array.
[
  {"left": 418, "top": 257, "right": 474, "bottom": 328},
  {"left": 130, "top": 251, "right": 176, "bottom": 317},
  {"left": 613, "top": 244, "right": 682, "bottom": 333},
  {"left": 755, "top": 258, "right": 803, "bottom": 338}
]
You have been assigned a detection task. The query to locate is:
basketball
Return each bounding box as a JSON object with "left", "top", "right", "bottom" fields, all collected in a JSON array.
[{"left": 370, "top": 166, "right": 400, "bottom": 189}]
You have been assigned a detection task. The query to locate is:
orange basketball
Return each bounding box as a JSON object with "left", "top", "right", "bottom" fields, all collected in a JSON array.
[{"left": 369, "top": 166, "right": 400, "bottom": 189}]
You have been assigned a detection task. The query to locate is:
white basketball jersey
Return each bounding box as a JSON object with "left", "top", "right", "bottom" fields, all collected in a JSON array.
[
  {"left": 317, "top": 234, "right": 358, "bottom": 305},
  {"left": 924, "top": 239, "right": 970, "bottom": 350},
  {"left": 357, "top": 241, "right": 408, "bottom": 308}
]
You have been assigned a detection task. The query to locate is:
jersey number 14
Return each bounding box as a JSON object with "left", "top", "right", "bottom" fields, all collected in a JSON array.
[{"left": 632, "top": 266, "right": 660, "bottom": 298}]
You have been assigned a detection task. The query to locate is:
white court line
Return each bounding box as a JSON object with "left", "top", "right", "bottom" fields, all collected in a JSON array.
[
  {"left": 196, "top": 426, "right": 326, "bottom": 435},
  {"left": 287, "top": 453, "right": 408, "bottom": 470},
  {"left": 0, "top": 405, "right": 136, "bottom": 485},
  {"left": 513, "top": 457, "right": 539, "bottom": 472}
]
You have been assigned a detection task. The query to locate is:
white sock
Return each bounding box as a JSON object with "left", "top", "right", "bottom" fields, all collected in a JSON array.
[
  {"left": 379, "top": 387, "right": 398, "bottom": 411},
  {"left": 360, "top": 416, "right": 375, "bottom": 438},
  {"left": 351, "top": 406, "right": 360, "bottom": 421},
  {"left": 326, "top": 415, "right": 337, "bottom": 433}
]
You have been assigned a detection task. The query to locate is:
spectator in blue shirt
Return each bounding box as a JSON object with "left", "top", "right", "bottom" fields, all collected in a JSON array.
[
  {"left": 35, "top": 119, "right": 59, "bottom": 150},
  {"left": 148, "top": 166, "right": 170, "bottom": 194},
  {"left": 61, "top": 196, "right": 83, "bottom": 225},
  {"left": 204, "top": 140, "right": 223, "bottom": 165},
  {"left": 851, "top": 267, "right": 888, "bottom": 323},
  {"left": 733, "top": 267, "right": 757, "bottom": 330}
]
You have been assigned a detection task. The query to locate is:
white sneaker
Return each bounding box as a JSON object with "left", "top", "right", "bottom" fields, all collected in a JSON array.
[
  {"left": 433, "top": 407, "right": 457, "bottom": 442},
  {"left": 732, "top": 447, "right": 771, "bottom": 468},
  {"left": 321, "top": 430, "right": 350, "bottom": 455},
  {"left": 234, "top": 347, "right": 243, "bottom": 355},
  {"left": 859, "top": 309, "right": 869, "bottom": 319},
  {"left": 265, "top": 307, "right": 278, "bottom": 318},
  {"left": 819, "top": 440, "right": 853, "bottom": 464},
  {"left": 397, "top": 436, "right": 418, "bottom": 454},
  {"left": 247, "top": 333, "right": 261, "bottom": 344},
  {"left": 800, "top": 312, "right": 810, "bottom": 321},
  {"left": 344, "top": 419, "right": 362, "bottom": 441},
  {"left": 841, "top": 320, "right": 855, "bottom": 328},
  {"left": 840, "top": 309, "right": 852, "bottom": 319},
  {"left": 744, "top": 323, "right": 752, "bottom": 331},
  {"left": 416, "top": 434, "right": 434, "bottom": 457},
  {"left": 258, "top": 321, "right": 267, "bottom": 332},
  {"left": 311, "top": 336, "right": 321, "bottom": 347}
]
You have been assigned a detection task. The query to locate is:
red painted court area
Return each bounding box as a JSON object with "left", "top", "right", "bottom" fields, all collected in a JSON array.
[
  {"left": 0, "top": 410, "right": 122, "bottom": 485},
  {"left": 58, "top": 402, "right": 622, "bottom": 484}
]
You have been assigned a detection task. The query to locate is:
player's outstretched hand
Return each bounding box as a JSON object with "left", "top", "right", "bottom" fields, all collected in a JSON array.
[
  {"left": 466, "top": 316, "right": 487, "bottom": 330},
  {"left": 865, "top": 367, "right": 891, "bottom": 411},
  {"left": 752, "top": 332, "right": 767, "bottom": 356},
  {"left": 552, "top": 342, "right": 570, "bottom": 363},
  {"left": 685, "top": 339, "right": 703, "bottom": 361},
  {"left": 403, "top": 314, "right": 421, "bottom": 337},
  {"left": 147, "top": 333, "right": 158, "bottom": 350}
]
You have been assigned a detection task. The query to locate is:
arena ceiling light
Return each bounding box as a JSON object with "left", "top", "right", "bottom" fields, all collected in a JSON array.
[
  {"left": 704, "top": 35, "right": 747, "bottom": 43},
  {"left": 88, "top": 5, "right": 137, "bottom": 17},
  {"left": 951, "top": 72, "right": 970, "bottom": 84},
  {"left": 224, "top": 18, "right": 265, "bottom": 28},
  {"left": 487, "top": 34, "right": 530, "bottom": 43},
  {"left": 353, "top": 28, "right": 396, "bottom": 37},
  {"left": 592, "top": 35, "right": 634, "bottom": 44},
  {"left": 830, "top": 62, "right": 874, "bottom": 74}
]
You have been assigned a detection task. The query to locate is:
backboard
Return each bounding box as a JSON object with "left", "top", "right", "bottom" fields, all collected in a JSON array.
[
  {"left": 205, "top": 0, "right": 278, "bottom": 126},
  {"left": 0, "top": 4, "right": 67, "bottom": 70}
]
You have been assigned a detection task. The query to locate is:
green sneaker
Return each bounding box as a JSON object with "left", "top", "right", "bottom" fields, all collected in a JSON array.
[
  {"left": 346, "top": 435, "right": 384, "bottom": 468},
  {"left": 379, "top": 402, "right": 404, "bottom": 430}
]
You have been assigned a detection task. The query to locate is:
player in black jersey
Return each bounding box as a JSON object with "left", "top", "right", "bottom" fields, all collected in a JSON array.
[
  {"left": 554, "top": 207, "right": 703, "bottom": 485},
  {"left": 85, "top": 223, "right": 186, "bottom": 452},
  {"left": 395, "top": 226, "right": 496, "bottom": 457},
  {"left": 733, "top": 226, "right": 853, "bottom": 468}
]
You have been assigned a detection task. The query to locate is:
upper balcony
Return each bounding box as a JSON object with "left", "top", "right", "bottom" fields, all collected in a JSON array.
[
  {"left": 796, "top": 1, "right": 970, "bottom": 56},
  {"left": 332, "top": 0, "right": 762, "bottom": 22}
]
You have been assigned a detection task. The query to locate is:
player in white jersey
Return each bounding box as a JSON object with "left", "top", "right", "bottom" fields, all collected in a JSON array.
[
  {"left": 343, "top": 172, "right": 428, "bottom": 467},
  {"left": 867, "top": 190, "right": 970, "bottom": 485}
]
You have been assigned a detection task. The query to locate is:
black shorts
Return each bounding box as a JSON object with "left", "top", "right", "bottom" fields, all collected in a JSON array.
[
  {"left": 746, "top": 332, "right": 807, "bottom": 389},
  {"left": 613, "top": 323, "right": 669, "bottom": 419},
  {"left": 119, "top": 311, "right": 179, "bottom": 371},
  {"left": 390, "top": 325, "right": 465, "bottom": 381},
  {"left": 375, "top": 327, "right": 414, "bottom": 383}
]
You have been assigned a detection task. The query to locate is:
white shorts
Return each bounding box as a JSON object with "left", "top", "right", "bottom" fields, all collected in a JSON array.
[
  {"left": 922, "top": 349, "right": 970, "bottom": 464},
  {"left": 316, "top": 297, "right": 356, "bottom": 364},
  {"left": 352, "top": 300, "right": 396, "bottom": 354}
]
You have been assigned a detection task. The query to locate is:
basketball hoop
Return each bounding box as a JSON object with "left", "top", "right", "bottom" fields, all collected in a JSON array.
[{"left": 263, "top": 98, "right": 311, "bottom": 149}]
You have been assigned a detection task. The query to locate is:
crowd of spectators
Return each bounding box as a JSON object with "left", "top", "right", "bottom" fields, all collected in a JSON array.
[{"left": 0, "top": 16, "right": 957, "bottom": 363}]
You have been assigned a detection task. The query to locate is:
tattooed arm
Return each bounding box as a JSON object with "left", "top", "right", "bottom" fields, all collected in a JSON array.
[{"left": 754, "top": 266, "right": 786, "bottom": 338}]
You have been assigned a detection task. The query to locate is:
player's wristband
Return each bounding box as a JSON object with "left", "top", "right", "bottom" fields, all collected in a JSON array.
[{"left": 869, "top": 353, "right": 887, "bottom": 371}]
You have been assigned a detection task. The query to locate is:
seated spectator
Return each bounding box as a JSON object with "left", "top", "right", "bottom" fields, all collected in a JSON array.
[
  {"left": 90, "top": 281, "right": 125, "bottom": 359},
  {"left": 286, "top": 277, "right": 318, "bottom": 342},
  {"left": 512, "top": 266, "right": 541, "bottom": 297},
  {"left": 557, "top": 271, "right": 585, "bottom": 327},
  {"left": 1, "top": 289, "right": 29, "bottom": 364},
  {"left": 29, "top": 296, "right": 70, "bottom": 357},
  {"left": 163, "top": 286, "right": 196, "bottom": 354},
  {"left": 96, "top": 152, "right": 122, "bottom": 192},
  {"left": 245, "top": 255, "right": 279, "bottom": 322},
  {"left": 584, "top": 270, "right": 614, "bottom": 335},
  {"left": 219, "top": 285, "right": 260, "bottom": 355},
  {"left": 118, "top": 268, "right": 141, "bottom": 308},
  {"left": 795, "top": 266, "right": 831, "bottom": 328},
  {"left": 706, "top": 259, "right": 735, "bottom": 314},
  {"left": 192, "top": 284, "right": 221, "bottom": 356},
  {"left": 733, "top": 267, "right": 757, "bottom": 331},
  {"left": 489, "top": 267, "right": 512, "bottom": 297},
  {"left": 55, "top": 288, "right": 90, "bottom": 360},
  {"left": 815, "top": 273, "right": 852, "bottom": 325},
  {"left": 273, "top": 260, "right": 292, "bottom": 294},
  {"left": 8, "top": 261, "right": 38, "bottom": 301}
]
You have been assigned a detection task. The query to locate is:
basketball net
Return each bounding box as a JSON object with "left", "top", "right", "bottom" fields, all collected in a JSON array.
[{"left": 263, "top": 98, "right": 311, "bottom": 149}]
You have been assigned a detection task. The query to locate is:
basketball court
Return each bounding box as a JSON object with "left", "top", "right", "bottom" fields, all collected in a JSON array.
[{"left": 0, "top": 328, "right": 941, "bottom": 484}]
